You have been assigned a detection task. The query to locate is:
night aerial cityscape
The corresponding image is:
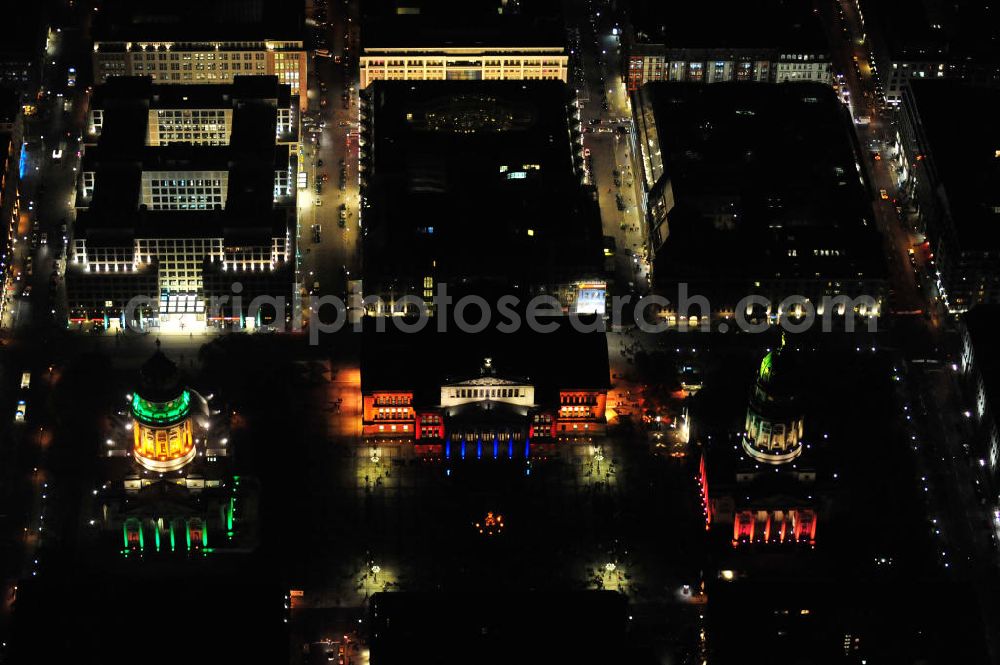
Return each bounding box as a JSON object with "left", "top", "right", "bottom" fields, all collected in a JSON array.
[{"left": 3, "top": 0, "right": 1000, "bottom": 662}]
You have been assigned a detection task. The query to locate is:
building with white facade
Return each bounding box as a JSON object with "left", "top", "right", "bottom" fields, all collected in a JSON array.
[
  {"left": 624, "top": 0, "right": 833, "bottom": 91},
  {"left": 67, "top": 76, "right": 298, "bottom": 331},
  {"left": 92, "top": 0, "right": 307, "bottom": 109},
  {"left": 360, "top": 0, "right": 567, "bottom": 88}
]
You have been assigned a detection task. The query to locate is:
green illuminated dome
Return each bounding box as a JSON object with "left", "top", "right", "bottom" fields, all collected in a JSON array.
[
  {"left": 743, "top": 334, "right": 805, "bottom": 465},
  {"left": 755, "top": 334, "right": 799, "bottom": 395},
  {"left": 131, "top": 390, "right": 191, "bottom": 427}
]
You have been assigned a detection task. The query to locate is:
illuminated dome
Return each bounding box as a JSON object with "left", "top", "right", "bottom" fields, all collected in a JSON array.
[
  {"left": 131, "top": 347, "right": 196, "bottom": 472},
  {"left": 742, "top": 335, "right": 805, "bottom": 465}
]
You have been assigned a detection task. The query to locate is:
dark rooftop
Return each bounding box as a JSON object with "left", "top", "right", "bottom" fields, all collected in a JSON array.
[
  {"left": 88, "top": 91, "right": 279, "bottom": 155},
  {"left": 93, "top": 0, "right": 303, "bottom": 43},
  {"left": 360, "top": 316, "right": 610, "bottom": 405},
  {"left": 906, "top": 80, "right": 1000, "bottom": 249},
  {"left": 860, "top": 0, "right": 1000, "bottom": 62},
  {"left": 80, "top": 80, "right": 288, "bottom": 225},
  {"left": 629, "top": 0, "right": 828, "bottom": 53},
  {"left": 642, "top": 82, "right": 885, "bottom": 288},
  {"left": 0, "top": 87, "right": 19, "bottom": 124},
  {"left": 76, "top": 206, "right": 289, "bottom": 244},
  {"left": 369, "top": 591, "right": 627, "bottom": 665},
  {"left": 361, "top": 80, "right": 603, "bottom": 294},
  {"left": 708, "top": 577, "right": 993, "bottom": 665},
  {"left": 78, "top": 79, "right": 293, "bottom": 241},
  {"left": 0, "top": 2, "right": 47, "bottom": 58},
  {"left": 362, "top": 0, "right": 564, "bottom": 50},
  {"left": 91, "top": 75, "right": 291, "bottom": 111}
]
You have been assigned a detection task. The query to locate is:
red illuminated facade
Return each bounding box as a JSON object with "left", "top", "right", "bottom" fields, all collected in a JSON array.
[
  {"left": 362, "top": 385, "right": 608, "bottom": 443},
  {"left": 360, "top": 320, "right": 611, "bottom": 450},
  {"left": 732, "top": 509, "right": 817, "bottom": 547}
]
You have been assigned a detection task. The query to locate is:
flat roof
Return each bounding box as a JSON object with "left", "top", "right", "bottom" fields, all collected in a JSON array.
[
  {"left": 369, "top": 591, "right": 627, "bottom": 665},
  {"left": 362, "top": 0, "right": 564, "bottom": 50},
  {"left": 860, "top": 0, "right": 1000, "bottom": 62},
  {"left": 93, "top": 0, "right": 303, "bottom": 43},
  {"left": 362, "top": 80, "right": 603, "bottom": 293},
  {"left": 906, "top": 80, "right": 1000, "bottom": 249},
  {"left": 91, "top": 76, "right": 291, "bottom": 111},
  {"left": 629, "top": 0, "right": 828, "bottom": 53},
  {"left": 88, "top": 89, "right": 281, "bottom": 155},
  {"left": 360, "top": 316, "right": 610, "bottom": 405},
  {"left": 76, "top": 206, "right": 289, "bottom": 243},
  {"left": 0, "top": 87, "right": 19, "bottom": 123},
  {"left": 82, "top": 140, "right": 289, "bottom": 205},
  {"left": 0, "top": 3, "right": 47, "bottom": 57},
  {"left": 643, "top": 82, "right": 885, "bottom": 286},
  {"left": 79, "top": 87, "right": 292, "bottom": 241}
]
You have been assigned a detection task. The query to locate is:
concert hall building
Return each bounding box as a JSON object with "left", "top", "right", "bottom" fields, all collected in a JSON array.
[{"left": 360, "top": 320, "right": 610, "bottom": 454}]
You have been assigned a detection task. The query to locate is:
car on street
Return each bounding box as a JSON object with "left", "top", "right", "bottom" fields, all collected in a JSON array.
[
  {"left": 21, "top": 372, "right": 31, "bottom": 389},
  {"left": 880, "top": 189, "right": 889, "bottom": 200},
  {"left": 15, "top": 400, "right": 27, "bottom": 422}
]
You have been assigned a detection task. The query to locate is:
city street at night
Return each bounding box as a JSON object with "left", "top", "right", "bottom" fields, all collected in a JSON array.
[{"left": 1, "top": 0, "right": 1000, "bottom": 663}]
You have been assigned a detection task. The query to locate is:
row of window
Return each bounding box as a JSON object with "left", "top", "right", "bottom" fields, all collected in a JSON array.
[
  {"left": 132, "top": 52, "right": 264, "bottom": 61},
  {"left": 135, "top": 63, "right": 266, "bottom": 73},
  {"left": 364, "top": 58, "right": 564, "bottom": 67},
  {"left": 374, "top": 407, "right": 412, "bottom": 419},
  {"left": 156, "top": 134, "right": 228, "bottom": 146},
  {"left": 561, "top": 394, "right": 598, "bottom": 405},
  {"left": 157, "top": 109, "right": 226, "bottom": 118},
  {"left": 375, "top": 394, "right": 411, "bottom": 406},
  {"left": 451, "top": 387, "right": 525, "bottom": 399},
  {"left": 75, "top": 239, "right": 281, "bottom": 267}
]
